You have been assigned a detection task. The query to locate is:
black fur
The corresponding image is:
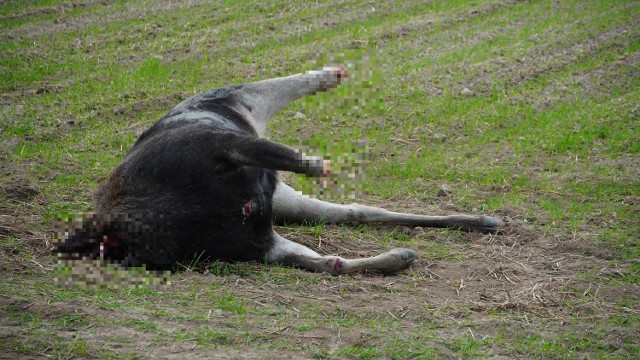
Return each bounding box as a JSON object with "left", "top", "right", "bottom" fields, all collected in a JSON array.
[{"left": 57, "top": 85, "right": 296, "bottom": 270}]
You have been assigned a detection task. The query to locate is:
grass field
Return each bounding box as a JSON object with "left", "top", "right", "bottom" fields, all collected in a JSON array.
[{"left": 1, "top": 0, "right": 639, "bottom": 358}]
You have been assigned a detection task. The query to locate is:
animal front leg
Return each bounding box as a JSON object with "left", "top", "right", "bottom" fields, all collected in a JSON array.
[{"left": 265, "top": 232, "right": 415, "bottom": 275}]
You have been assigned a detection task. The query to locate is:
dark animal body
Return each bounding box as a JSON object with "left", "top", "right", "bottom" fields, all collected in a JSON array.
[{"left": 57, "top": 67, "right": 504, "bottom": 274}]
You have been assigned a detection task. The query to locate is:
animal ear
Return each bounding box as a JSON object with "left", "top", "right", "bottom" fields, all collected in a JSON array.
[{"left": 54, "top": 213, "right": 109, "bottom": 259}]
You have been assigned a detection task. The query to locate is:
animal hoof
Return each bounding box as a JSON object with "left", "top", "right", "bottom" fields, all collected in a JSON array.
[
  {"left": 325, "top": 65, "right": 347, "bottom": 79},
  {"left": 401, "top": 248, "right": 416, "bottom": 264},
  {"left": 383, "top": 248, "right": 416, "bottom": 273},
  {"left": 481, "top": 215, "right": 505, "bottom": 233}
]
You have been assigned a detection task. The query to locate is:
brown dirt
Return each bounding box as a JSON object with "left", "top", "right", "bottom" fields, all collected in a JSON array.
[{"left": 4, "top": 196, "right": 638, "bottom": 358}]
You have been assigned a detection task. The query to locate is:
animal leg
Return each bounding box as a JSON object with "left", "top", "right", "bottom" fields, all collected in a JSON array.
[
  {"left": 265, "top": 231, "right": 415, "bottom": 275},
  {"left": 236, "top": 66, "right": 347, "bottom": 135},
  {"left": 272, "top": 181, "right": 504, "bottom": 233},
  {"left": 216, "top": 132, "right": 329, "bottom": 176}
]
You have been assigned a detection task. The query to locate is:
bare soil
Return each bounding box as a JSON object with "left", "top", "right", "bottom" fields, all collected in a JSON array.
[{"left": 2, "top": 185, "right": 638, "bottom": 358}]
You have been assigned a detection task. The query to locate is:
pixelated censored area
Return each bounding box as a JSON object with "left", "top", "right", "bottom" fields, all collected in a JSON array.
[
  {"left": 54, "top": 259, "right": 171, "bottom": 290},
  {"left": 54, "top": 214, "right": 171, "bottom": 289},
  {"left": 301, "top": 50, "right": 384, "bottom": 114},
  {"left": 283, "top": 51, "right": 379, "bottom": 200},
  {"left": 294, "top": 140, "right": 368, "bottom": 201}
]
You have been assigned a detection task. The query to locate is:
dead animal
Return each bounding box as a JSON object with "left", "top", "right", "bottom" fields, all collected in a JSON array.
[{"left": 56, "top": 66, "right": 504, "bottom": 274}]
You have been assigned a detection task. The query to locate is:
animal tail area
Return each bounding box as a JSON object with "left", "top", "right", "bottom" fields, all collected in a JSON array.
[{"left": 54, "top": 213, "right": 174, "bottom": 269}]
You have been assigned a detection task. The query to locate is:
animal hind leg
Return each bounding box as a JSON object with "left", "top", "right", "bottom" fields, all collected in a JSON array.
[
  {"left": 265, "top": 231, "right": 415, "bottom": 275},
  {"left": 272, "top": 181, "right": 504, "bottom": 233},
  {"left": 236, "top": 66, "right": 347, "bottom": 133}
]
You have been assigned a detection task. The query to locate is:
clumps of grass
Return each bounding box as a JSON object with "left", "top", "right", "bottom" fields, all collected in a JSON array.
[
  {"left": 121, "top": 318, "right": 159, "bottom": 332},
  {"left": 54, "top": 258, "right": 171, "bottom": 290},
  {"left": 54, "top": 313, "right": 87, "bottom": 329},
  {"left": 174, "top": 252, "right": 258, "bottom": 277},
  {"left": 333, "top": 345, "right": 379, "bottom": 359},
  {"left": 171, "top": 326, "right": 232, "bottom": 348}
]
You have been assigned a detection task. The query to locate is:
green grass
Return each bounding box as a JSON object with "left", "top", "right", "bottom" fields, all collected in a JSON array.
[{"left": 1, "top": 0, "right": 639, "bottom": 358}]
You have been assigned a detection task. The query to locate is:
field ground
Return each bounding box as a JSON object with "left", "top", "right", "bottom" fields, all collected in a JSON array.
[{"left": 1, "top": 0, "right": 639, "bottom": 358}]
